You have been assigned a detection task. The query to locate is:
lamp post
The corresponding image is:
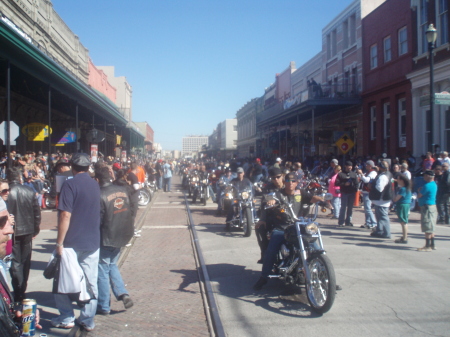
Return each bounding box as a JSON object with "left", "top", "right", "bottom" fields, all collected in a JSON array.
[{"left": 426, "top": 24, "right": 437, "bottom": 152}]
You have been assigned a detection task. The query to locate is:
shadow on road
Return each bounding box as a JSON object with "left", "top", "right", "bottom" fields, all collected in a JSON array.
[{"left": 205, "top": 263, "right": 323, "bottom": 318}]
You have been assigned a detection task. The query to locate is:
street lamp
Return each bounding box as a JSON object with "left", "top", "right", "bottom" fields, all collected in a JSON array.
[{"left": 426, "top": 24, "right": 437, "bottom": 152}]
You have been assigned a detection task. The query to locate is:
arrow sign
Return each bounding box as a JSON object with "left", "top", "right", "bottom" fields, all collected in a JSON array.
[
  {"left": 0, "top": 121, "right": 19, "bottom": 145},
  {"left": 335, "top": 133, "right": 354, "bottom": 154}
]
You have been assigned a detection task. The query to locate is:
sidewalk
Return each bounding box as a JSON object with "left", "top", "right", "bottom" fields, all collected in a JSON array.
[{"left": 23, "top": 176, "right": 210, "bottom": 336}]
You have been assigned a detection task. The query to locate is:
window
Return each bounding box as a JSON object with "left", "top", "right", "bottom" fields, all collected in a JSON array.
[
  {"left": 399, "top": 27, "right": 408, "bottom": 55},
  {"left": 384, "top": 102, "right": 391, "bottom": 138},
  {"left": 398, "top": 98, "right": 406, "bottom": 147},
  {"left": 370, "top": 44, "right": 378, "bottom": 69},
  {"left": 384, "top": 36, "right": 392, "bottom": 62},
  {"left": 370, "top": 106, "right": 377, "bottom": 140},
  {"left": 233, "top": 125, "right": 237, "bottom": 131},
  {"left": 327, "top": 34, "right": 331, "bottom": 59},
  {"left": 445, "top": 109, "right": 450, "bottom": 150},
  {"left": 349, "top": 14, "right": 356, "bottom": 45},
  {"left": 426, "top": 109, "right": 432, "bottom": 150},
  {"left": 439, "top": 0, "right": 449, "bottom": 45},
  {"left": 419, "top": 0, "right": 428, "bottom": 54},
  {"left": 343, "top": 20, "right": 349, "bottom": 49},
  {"left": 331, "top": 29, "right": 337, "bottom": 57}
]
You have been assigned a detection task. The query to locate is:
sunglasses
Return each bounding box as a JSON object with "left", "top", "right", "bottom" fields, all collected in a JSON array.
[
  {"left": 0, "top": 215, "right": 8, "bottom": 229},
  {"left": 271, "top": 175, "right": 282, "bottom": 180},
  {"left": 0, "top": 189, "right": 10, "bottom": 194},
  {"left": 285, "top": 179, "right": 297, "bottom": 183}
]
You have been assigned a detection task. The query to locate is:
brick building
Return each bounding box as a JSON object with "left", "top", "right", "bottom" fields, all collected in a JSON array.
[{"left": 362, "top": 0, "right": 414, "bottom": 157}]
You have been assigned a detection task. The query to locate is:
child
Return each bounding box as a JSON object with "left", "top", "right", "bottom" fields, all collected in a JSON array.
[{"left": 393, "top": 174, "right": 412, "bottom": 243}]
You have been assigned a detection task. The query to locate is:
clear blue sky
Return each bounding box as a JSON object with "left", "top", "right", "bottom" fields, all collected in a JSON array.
[{"left": 52, "top": 0, "right": 352, "bottom": 151}]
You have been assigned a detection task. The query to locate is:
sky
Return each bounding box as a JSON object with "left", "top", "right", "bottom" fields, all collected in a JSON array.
[{"left": 52, "top": 0, "right": 352, "bottom": 151}]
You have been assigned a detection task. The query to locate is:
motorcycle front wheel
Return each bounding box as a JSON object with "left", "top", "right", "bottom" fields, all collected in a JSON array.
[
  {"left": 306, "top": 254, "right": 336, "bottom": 314},
  {"left": 138, "top": 189, "right": 151, "bottom": 206},
  {"left": 45, "top": 196, "right": 56, "bottom": 209},
  {"left": 242, "top": 207, "right": 253, "bottom": 237}
]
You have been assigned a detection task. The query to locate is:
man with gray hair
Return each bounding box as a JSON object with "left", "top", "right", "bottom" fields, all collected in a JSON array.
[
  {"left": 439, "top": 151, "right": 450, "bottom": 166},
  {"left": 400, "top": 163, "right": 411, "bottom": 180},
  {"left": 369, "top": 161, "right": 393, "bottom": 238}
]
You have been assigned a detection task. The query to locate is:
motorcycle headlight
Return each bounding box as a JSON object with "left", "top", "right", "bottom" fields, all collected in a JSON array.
[
  {"left": 192, "top": 177, "right": 198, "bottom": 182},
  {"left": 202, "top": 179, "right": 208, "bottom": 184},
  {"left": 305, "top": 223, "right": 319, "bottom": 235},
  {"left": 241, "top": 191, "right": 249, "bottom": 200},
  {"left": 225, "top": 193, "right": 233, "bottom": 199}
]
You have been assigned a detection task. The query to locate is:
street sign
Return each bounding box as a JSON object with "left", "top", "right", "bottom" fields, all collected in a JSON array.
[
  {"left": 22, "top": 123, "right": 52, "bottom": 141},
  {"left": 336, "top": 133, "right": 354, "bottom": 154},
  {"left": 0, "top": 121, "right": 19, "bottom": 145},
  {"left": 420, "top": 92, "right": 450, "bottom": 106}
]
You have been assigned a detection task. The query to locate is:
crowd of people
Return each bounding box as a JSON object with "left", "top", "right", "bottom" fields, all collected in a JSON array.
[
  {"left": 0, "top": 148, "right": 446, "bottom": 334},
  {"left": 0, "top": 151, "right": 178, "bottom": 335}
]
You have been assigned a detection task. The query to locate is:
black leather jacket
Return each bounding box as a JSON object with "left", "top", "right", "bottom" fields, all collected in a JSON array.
[
  {"left": 8, "top": 181, "right": 41, "bottom": 237},
  {"left": 0, "top": 272, "right": 20, "bottom": 336},
  {"left": 99, "top": 182, "right": 134, "bottom": 248}
]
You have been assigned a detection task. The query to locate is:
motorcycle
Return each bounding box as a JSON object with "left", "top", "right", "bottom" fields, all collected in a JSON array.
[
  {"left": 42, "top": 179, "right": 56, "bottom": 209},
  {"left": 226, "top": 185, "right": 255, "bottom": 237},
  {"left": 137, "top": 178, "right": 156, "bottom": 207},
  {"left": 263, "top": 192, "right": 336, "bottom": 314},
  {"left": 193, "top": 173, "right": 209, "bottom": 205}
]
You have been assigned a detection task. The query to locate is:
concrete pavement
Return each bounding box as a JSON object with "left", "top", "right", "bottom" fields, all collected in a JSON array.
[{"left": 19, "top": 176, "right": 210, "bottom": 336}]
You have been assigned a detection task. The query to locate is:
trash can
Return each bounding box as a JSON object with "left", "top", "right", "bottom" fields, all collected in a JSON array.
[{"left": 354, "top": 190, "right": 361, "bottom": 207}]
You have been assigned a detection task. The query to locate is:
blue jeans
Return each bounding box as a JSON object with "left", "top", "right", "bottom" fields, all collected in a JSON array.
[
  {"left": 163, "top": 177, "right": 172, "bottom": 191},
  {"left": 52, "top": 249, "right": 99, "bottom": 330},
  {"left": 339, "top": 193, "right": 355, "bottom": 225},
  {"left": 331, "top": 196, "right": 341, "bottom": 218},
  {"left": 157, "top": 176, "right": 162, "bottom": 189},
  {"left": 207, "top": 185, "right": 216, "bottom": 202},
  {"left": 262, "top": 230, "right": 285, "bottom": 278},
  {"left": 97, "top": 246, "right": 128, "bottom": 312},
  {"left": 374, "top": 205, "right": 391, "bottom": 238},
  {"left": 362, "top": 193, "right": 377, "bottom": 227},
  {"left": 253, "top": 174, "right": 263, "bottom": 183}
]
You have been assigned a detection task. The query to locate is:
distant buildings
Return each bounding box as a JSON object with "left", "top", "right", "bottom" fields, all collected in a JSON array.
[{"left": 182, "top": 136, "right": 208, "bottom": 156}]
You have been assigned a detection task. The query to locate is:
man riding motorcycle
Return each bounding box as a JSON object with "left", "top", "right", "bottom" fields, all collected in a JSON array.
[
  {"left": 225, "top": 167, "right": 254, "bottom": 226},
  {"left": 216, "top": 168, "right": 233, "bottom": 216},
  {"left": 253, "top": 171, "right": 330, "bottom": 290}
]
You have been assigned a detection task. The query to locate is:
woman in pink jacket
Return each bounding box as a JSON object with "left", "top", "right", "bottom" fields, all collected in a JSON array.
[{"left": 328, "top": 165, "right": 342, "bottom": 219}]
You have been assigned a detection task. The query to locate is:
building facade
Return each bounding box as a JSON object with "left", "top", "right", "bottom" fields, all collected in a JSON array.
[
  {"left": 182, "top": 136, "right": 208, "bottom": 156},
  {"left": 408, "top": 0, "right": 450, "bottom": 156},
  {"left": 236, "top": 97, "right": 260, "bottom": 158},
  {"left": 0, "top": 0, "right": 89, "bottom": 83},
  {"left": 362, "top": 0, "right": 414, "bottom": 158}
]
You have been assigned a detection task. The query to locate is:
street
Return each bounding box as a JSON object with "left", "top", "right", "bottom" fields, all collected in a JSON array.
[
  {"left": 190, "top": 194, "right": 450, "bottom": 337},
  {"left": 21, "top": 175, "right": 450, "bottom": 336}
]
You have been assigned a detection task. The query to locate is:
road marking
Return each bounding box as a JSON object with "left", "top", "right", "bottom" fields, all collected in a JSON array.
[
  {"left": 155, "top": 202, "right": 183, "bottom": 205},
  {"left": 142, "top": 225, "right": 187, "bottom": 229},
  {"left": 152, "top": 206, "right": 186, "bottom": 209}
]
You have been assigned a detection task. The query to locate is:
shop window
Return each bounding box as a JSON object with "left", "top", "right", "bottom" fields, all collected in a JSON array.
[
  {"left": 370, "top": 106, "right": 377, "bottom": 140},
  {"left": 384, "top": 102, "right": 390, "bottom": 138},
  {"left": 398, "top": 98, "right": 406, "bottom": 147}
]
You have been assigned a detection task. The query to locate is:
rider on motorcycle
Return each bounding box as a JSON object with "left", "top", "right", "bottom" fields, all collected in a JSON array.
[
  {"left": 253, "top": 171, "right": 330, "bottom": 291},
  {"left": 225, "top": 167, "right": 254, "bottom": 226},
  {"left": 216, "top": 168, "right": 233, "bottom": 216}
]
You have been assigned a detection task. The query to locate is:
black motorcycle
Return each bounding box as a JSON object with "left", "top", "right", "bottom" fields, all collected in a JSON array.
[
  {"left": 226, "top": 185, "right": 254, "bottom": 237},
  {"left": 193, "top": 173, "right": 209, "bottom": 205},
  {"left": 264, "top": 192, "right": 336, "bottom": 314}
]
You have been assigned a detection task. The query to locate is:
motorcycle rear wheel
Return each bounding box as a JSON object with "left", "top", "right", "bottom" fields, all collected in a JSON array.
[
  {"left": 242, "top": 207, "right": 253, "bottom": 237},
  {"left": 138, "top": 189, "right": 151, "bottom": 206},
  {"left": 306, "top": 254, "right": 336, "bottom": 314}
]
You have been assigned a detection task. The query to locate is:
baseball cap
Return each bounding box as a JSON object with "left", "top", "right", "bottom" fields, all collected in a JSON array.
[
  {"left": 276, "top": 157, "right": 282, "bottom": 162},
  {"left": 269, "top": 167, "right": 282, "bottom": 176},
  {"left": 71, "top": 153, "right": 91, "bottom": 167},
  {"left": 285, "top": 172, "right": 297, "bottom": 182},
  {"left": 424, "top": 170, "right": 435, "bottom": 176},
  {"left": 345, "top": 161, "right": 353, "bottom": 166},
  {"left": 366, "top": 160, "right": 375, "bottom": 167},
  {"left": 236, "top": 167, "right": 244, "bottom": 173},
  {"left": 331, "top": 159, "right": 338, "bottom": 165}
]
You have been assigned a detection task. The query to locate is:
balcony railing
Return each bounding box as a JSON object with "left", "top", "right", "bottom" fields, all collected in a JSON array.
[{"left": 257, "top": 82, "right": 360, "bottom": 124}]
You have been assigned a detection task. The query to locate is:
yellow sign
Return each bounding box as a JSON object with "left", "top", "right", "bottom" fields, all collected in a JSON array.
[
  {"left": 116, "top": 134, "right": 122, "bottom": 146},
  {"left": 335, "top": 133, "right": 354, "bottom": 154},
  {"left": 22, "top": 123, "right": 52, "bottom": 141}
]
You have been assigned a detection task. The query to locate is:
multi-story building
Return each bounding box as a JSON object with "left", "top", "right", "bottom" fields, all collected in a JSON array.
[
  {"left": 256, "top": 1, "right": 385, "bottom": 159},
  {"left": 135, "top": 122, "right": 155, "bottom": 156},
  {"left": 236, "top": 97, "right": 261, "bottom": 158},
  {"left": 182, "top": 136, "right": 208, "bottom": 156},
  {"left": 97, "top": 66, "right": 133, "bottom": 122},
  {"left": 0, "top": 0, "right": 89, "bottom": 83},
  {"left": 362, "top": 0, "right": 414, "bottom": 157},
  {"left": 408, "top": 0, "right": 450, "bottom": 156}
]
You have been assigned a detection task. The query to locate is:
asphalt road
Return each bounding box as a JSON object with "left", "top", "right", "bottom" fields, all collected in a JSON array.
[{"left": 189, "top": 202, "right": 450, "bottom": 337}]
